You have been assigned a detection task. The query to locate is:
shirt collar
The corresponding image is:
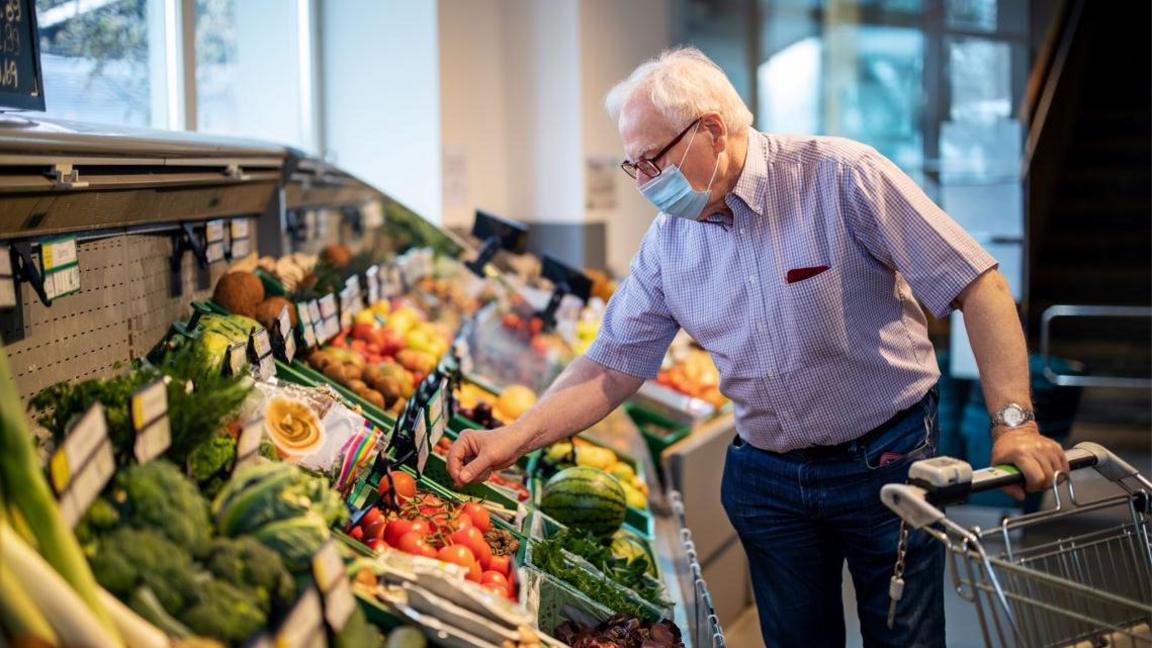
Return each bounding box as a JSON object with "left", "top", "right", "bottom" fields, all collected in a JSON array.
[{"left": 729, "top": 129, "right": 768, "bottom": 212}]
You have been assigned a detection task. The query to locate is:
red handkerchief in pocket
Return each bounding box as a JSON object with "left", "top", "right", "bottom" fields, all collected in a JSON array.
[{"left": 786, "top": 265, "right": 830, "bottom": 284}]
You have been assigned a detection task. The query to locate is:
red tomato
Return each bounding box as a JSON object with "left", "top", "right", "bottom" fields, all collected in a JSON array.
[
  {"left": 480, "top": 571, "right": 509, "bottom": 589},
  {"left": 437, "top": 544, "right": 476, "bottom": 570},
  {"left": 460, "top": 502, "right": 491, "bottom": 532},
  {"left": 396, "top": 532, "right": 437, "bottom": 558},
  {"left": 468, "top": 560, "right": 482, "bottom": 583},
  {"left": 367, "top": 538, "right": 384, "bottom": 552},
  {"left": 446, "top": 513, "right": 472, "bottom": 533},
  {"left": 349, "top": 525, "right": 364, "bottom": 541},
  {"left": 481, "top": 583, "right": 509, "bottom": 598},
  {"left": 385, "top": 518, "right": 430, "bottom": 546},
  {"left": 487, "top": 554, "right": 511, "bottom": 578},
  {"left": 448, "top": 527, "right": 488, "bottom": 559},
  {"left": 361, "top": 507, "right": 383, "bottom": 527},
  {"left": 378, "top": 471, "right": 417, "bottom": 500},
  {"left": 362, "top": 517, "right": 385, "bottom": 541},
  {"left": 474, "top": 539, "right": 493, "bottom": 571}
]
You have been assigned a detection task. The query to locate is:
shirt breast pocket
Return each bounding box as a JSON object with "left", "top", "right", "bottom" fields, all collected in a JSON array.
[{"left": 784, "top": 265, "right": 850, "bottom": 368}]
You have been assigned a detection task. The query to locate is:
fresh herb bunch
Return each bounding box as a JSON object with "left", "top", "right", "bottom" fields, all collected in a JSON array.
[{"left": 533, "top": 528, "right": 670, "bottom": 619}]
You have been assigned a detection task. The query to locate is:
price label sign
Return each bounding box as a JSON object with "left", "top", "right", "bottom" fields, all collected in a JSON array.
[
  {"left": 234, "top": 416, "right": 264, "bottom": 472},
  {"left": 230, "top": 218, "right": 250, "bottom": 239},
  {"left": 131, "top": 380, "right": 171, "bottom": 463},
  {"left": 224, "top": 342, "right": 247, "bottom": 376},
  {"left": 229, "top": 219, "right": 251, "bottom": 259},
  {"left": 296, "top": 302, "right": 317, "bottom": 350},
  {"left": 248, "top": 327, "right": 275, "bottom": 380},
  {"left": 230, "top": 237, "right": 250, "bottom": 259},
  {"left": 275, "top": 306, "right": 296, "bottom": 363},
  {"left": 413, "top": 408, "right": 429, "bottom": 474},
  {"left": 0, "top": 261, "right": 15, "bottom": 308},
  {"left": 275, "top": 587, "right": 324, "bottom": 648},
  {"left": 311, "top": 541, "right": 356, "bottom": 632},
  {"left": 40, "top": 236, "right": 81, "bottom": 301},
  {"left": 50, "top": 403, "right": 115, "bottom": 528},
  {"left": 318, "top": 294, "right": 337, "bottom": 319},
  {"left": 205, "top": 220, "right": 226, "bottom": 263},
  {"left": 365, "top": 265, "right": 380, "bottom": 305}
]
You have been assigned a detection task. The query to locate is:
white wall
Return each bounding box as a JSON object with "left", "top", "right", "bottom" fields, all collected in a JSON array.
[
  {"left": 323, "top": 0, "right": 442, "bottom": 223},
  {"left": 439, "top": 0, "right": 673, "bottom": 273}
]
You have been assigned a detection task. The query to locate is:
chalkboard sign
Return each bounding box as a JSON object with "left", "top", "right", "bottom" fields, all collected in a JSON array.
[{"left": 0, "top": 0, "right": 44, "bottom": 111}]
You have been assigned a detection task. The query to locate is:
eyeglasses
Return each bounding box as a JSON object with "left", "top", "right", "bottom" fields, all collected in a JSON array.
[{"left": 620, "top": 118, "right": 701, "bottom": 180}]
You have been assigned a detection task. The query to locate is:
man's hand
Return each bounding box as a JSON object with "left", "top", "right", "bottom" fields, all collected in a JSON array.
[
  {"left": 447, "top": 425, "right": 530, "bottom": 486},
  {"left": 989, "top": 423, "right": 1069, "bottom": 500}
]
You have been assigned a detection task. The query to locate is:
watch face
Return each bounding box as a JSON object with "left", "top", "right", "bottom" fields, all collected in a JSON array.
[{"left": 1002, "top": 406, "right": 1026, "bottom": 427}]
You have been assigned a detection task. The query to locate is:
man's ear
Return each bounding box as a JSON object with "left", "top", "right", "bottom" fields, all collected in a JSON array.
[{"left": 701, "top": 112, "right": 727, "bottom": 152}]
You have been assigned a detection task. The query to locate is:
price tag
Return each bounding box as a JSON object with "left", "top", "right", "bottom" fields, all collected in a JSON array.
[
  {"left": 0, "top": 263, "right": 15, "bottom": 308},
  {"left": 50, "top": 403, "right": 115, "bottom": 528},
  {"left": 428, "top": 377, "right": 448, "bottom": 426},
  {"left": 131, "top": 380, "right": 171, "bottom": 463},
  {"left": 319, "top": 294, "right": 337, "bottom": 319},
  {"left": 275, "top": 588, "right": 324, "bottom": 648},
  {"left": 230, "top": 219, "right": 250, "bottom": 239},
  {"left": 311, "top": 541, "right": 355, "bottom": 632},
  {"left": 234, "top": 416, "right": 264, "bottom": 472},
  {"left": 296, "top": 302, "right": 317, "bottom": 350},
  {"left": 225, "top": 342, "right": 247, "bottom": 376},
  {"left": 339, "top": 286, "right": 355, "bottom": 328},
  {"left": 250, "top": 327, "right": 273, "bottom": 358},
  {"left": 230, "top": 237, "right": 250, "bottom": 259},
  {"left": 365, "top": 266, "right": 380, "bottom": 305},
  {"left": 206, "top": 219, "right": 225, "bottom": 243},
  {"left": 413, "top": 408, "right": 429, "bottom": 473},
  {"left": 275, "top": 306, "right": 297, "bottom": 362},
  {"left": 40, "top": 236, "right": 81, "bottom": 301}
]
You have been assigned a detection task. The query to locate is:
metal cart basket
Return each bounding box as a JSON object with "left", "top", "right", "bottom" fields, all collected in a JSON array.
[{"left": 882, "top": 442, "right": 1152, "bottom": 647}]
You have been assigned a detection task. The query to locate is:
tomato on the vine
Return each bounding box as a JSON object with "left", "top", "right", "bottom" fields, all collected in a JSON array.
[
  {"left": 481, "top": 583, "right": 510, "bottom": 598},
  {"left": 460, "top": 502, "right": 491, "bottom": 532},
  {"left": 397, "top": 532, "right": 437, "bottom": 558},
  {"left": 385, "top": 518, "right": 431, "bottom": 546},
  {"left": 448, "top": 527, "right": 488, "bottom": 560},
  {"left": 480, "top": 571, "right": 509, "bottom": 589},
  {"left": 487, "top": 554, "right": 511, "bottom": 578},
  {"left": 378, "top": 471, "right": 417, "bottom": 500},
  {"left": 437, "top": 544, "right": 476, "bottom": 570}
]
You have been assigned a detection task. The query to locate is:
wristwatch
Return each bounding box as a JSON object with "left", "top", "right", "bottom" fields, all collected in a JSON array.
[{"left": 991, "top": 403, "right": 1036, "bottom": 428}]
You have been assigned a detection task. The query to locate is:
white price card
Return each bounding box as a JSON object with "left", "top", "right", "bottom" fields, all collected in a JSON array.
[
  {"left": 206, "top": 240, "right": 225, "bottom": 264},
  {"left": 50, "top": 403, "right": 115, "bottom": 528},
  {"left": 225, "top": 342, "right": 247, "bottom": 376},
  {"left": 230, "top": 218, "right": 250, "bottom": 239},
  {"left": 296, "top": 302, "right": 317, "bottom": 349},
  {"left": 206, "top": 220, "right": 225, "bottom": 243},
  {"left": 365, "top": 266, "right": 380, "bottom": 305},
  {"left": 319, "top": 294, "right": 337, "bottom": 319},
  {"left": 275, "top": 588, "right": 324, "bottom": 648},
  {"left": 250, "top": 327, "right": 273, "bottom": 358},
  {"left": 311, "top": 541, "right": 355, "bottom": 632},
  {"left": 41, "top": 236, "right": 81, "bottom": 301},
  {"left": 0, "top": 267, "right": 14, "bottom": 308},
  {"left": 234, "top": 417, "right": 264, "bottom": 472},
  {"left": 277, "top": 306, "right": 296, "bottom": 362},
  {"left": 131, "top": 380, "right": 171, "bottom": 463},
  {"left": 230, "top": 237, "right": 250, "bottom": 259},
  {"left": 413, "top": 408, "right": 430, "bottom": 473}
]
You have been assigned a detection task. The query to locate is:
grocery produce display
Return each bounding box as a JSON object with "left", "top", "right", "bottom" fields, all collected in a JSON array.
[
  {"left": 654, "top": 347, "right": 726, "bottom": 410},
  {"left": 0, "top": 147, "right": 715, "bottom": 647}
]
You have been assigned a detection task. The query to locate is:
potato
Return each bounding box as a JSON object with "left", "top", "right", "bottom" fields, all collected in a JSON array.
[
  {"left": 323, "top": 363, "right": 347, "bottom": 383},
  {"left": 347, "top": 379, "right": 368, "bottom": 394},
  {"left": 344, "top": 364, "right": 363, "bottom": 381},
  {"left": 363, "top": 390, "right": 385, "bottom": 409}
]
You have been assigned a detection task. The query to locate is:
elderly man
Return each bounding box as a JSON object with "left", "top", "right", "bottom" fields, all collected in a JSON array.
[{"left": 449, "top": 47, "right": 1067, "bottom": 646}]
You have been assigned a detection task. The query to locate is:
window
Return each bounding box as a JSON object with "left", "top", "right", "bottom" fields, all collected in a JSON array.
[
  {"left": 36, "top": 0, "right": 160, "bottom": 127},
  {"left": 194, "top": 0, "right": 316, "bottom": 150}
]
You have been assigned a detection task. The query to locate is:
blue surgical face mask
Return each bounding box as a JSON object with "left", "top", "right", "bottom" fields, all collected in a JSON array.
[{"left": 638, "top": 122, "right": 722, "bottom": 221}]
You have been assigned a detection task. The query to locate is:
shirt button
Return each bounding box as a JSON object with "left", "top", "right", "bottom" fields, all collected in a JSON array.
[
  {"left": 740, "top": 227, "right": 746, "bottom": 234},
  {"left": 747, "top": 276, "right": 756, "bottom": 285},
  {"left": 765, "top": 368, "right": 776, "bottom": 378},
  {"left": 755, "top": 321, "right": 765, "bottom": 332}
]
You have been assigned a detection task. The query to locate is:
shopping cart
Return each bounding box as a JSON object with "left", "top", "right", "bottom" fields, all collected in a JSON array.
[{"left": 882, "top": 442, "right": 1152, "bottom": 648}]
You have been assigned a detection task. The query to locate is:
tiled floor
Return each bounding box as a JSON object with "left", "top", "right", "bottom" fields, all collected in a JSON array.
[{"left": 720, "top": 437, "right": 1152, "bottom": 648}]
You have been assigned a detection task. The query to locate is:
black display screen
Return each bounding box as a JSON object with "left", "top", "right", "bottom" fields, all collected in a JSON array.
[{"left": 0, "top": 0, "right": 44, "bottom": 111}]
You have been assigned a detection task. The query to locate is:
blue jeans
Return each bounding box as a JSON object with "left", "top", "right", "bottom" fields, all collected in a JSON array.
[{"left": 721, "top": 388, "right": 945, "bottom": 647}]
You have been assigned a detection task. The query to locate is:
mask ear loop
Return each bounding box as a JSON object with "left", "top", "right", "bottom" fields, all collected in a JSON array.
[{"left": 676, "top": 120, "right": 702, "bottom": 167}]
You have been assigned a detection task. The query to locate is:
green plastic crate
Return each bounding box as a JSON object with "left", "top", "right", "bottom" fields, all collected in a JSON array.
[
  {"left": 523, "top": 512, "right": 670, "bottom": 627},
  {"left": 624, "top": 403, "right": 691, "bottom": 487}
]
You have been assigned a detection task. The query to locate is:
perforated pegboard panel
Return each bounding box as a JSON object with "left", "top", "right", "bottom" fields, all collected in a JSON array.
[{"left": 3, "top": 221, "right": 256, "bottom": 402}]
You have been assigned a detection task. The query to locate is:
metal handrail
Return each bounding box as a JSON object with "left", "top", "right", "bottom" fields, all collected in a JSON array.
[{"left": 1040, "top": 305, "right": 1152, "bottom": 388}]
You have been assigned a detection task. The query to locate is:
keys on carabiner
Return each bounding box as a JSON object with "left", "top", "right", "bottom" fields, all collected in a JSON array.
[{"left": 886, "top": 575, "right": 905, "bottom": 629}]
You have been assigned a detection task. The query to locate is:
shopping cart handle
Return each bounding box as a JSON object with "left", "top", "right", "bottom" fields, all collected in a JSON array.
[{"left": 880, "top": 483, "right": 945, "bottom": 529}]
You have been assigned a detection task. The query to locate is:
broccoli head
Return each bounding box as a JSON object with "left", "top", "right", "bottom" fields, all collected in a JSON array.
[
  {"left": 89, "top": 527, "right": 202, "bottom": 615},
  {"left": 112, "top": 460, "right": 213, "bottom": 557},
  {"left": 187, "top": 435, "right": 238, "bottom": 499},
  {"left": 179, "top": 578, "right": 267, "bottom": 645},
  {"left": 204, "top": 537, "right": 296, "bottom": 615}
]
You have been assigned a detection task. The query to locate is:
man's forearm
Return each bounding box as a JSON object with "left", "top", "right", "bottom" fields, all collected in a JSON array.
[
  {"left": 957, "top": 270, "right": 1032, "bottom": 418},
  {"left": 511, "top": 356, "right": 645, "bottom": 453}
]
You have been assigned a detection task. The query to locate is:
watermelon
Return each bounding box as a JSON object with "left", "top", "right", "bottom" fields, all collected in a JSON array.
[{"left": 540, "top": 466, "right": 627, "bottom": 537}]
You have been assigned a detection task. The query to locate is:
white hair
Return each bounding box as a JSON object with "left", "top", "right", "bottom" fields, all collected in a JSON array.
[{"left": 605, "top": 47, "right": 754, "bottom": 136}]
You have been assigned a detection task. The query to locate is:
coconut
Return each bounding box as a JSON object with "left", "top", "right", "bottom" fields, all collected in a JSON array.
[{"left": 212, "top": 271, "right": 264, "bottom": 318}]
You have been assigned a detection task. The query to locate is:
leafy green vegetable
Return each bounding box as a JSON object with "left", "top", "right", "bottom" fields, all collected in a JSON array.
[
  {"left": 250, "top": 514, "right": 331, "bottom": 573},
  {"left": 204, "top": 537, "right": 295, "bottom": 615},
  {"left": 127, "top": 586, "right": 191, "bottom": 639},
  {"left": 180, "top": 579, "right": 267, "bottom": 645},
  {"left": 30, "top": 367, "right": 153, "bottom": 464},
  {"left": 105, "top": 461, "right": 213, "bottom": 558},
  {"left": 213, "top": 463, "right": 348, "bottom": 538},
  {"left": 533, "top": 528, "right": 670, "bottom": 619}
]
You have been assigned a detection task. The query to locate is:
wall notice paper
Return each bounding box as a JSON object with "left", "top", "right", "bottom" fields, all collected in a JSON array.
[
  {"left": 442, "top": 146, "right": 468, "bottom": 210},
  {"left": 585, "top": 156, "right": 618, "bottom": 211}
]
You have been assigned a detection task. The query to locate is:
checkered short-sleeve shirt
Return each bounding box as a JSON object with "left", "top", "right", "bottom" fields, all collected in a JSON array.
[{"left": 585, "top": 130, "right": 998, "bottom": 452}]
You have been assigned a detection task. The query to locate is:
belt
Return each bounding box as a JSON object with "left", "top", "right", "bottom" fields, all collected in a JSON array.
[{"left": 760, "top": 390, "right": 929, "bottom": 460}]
